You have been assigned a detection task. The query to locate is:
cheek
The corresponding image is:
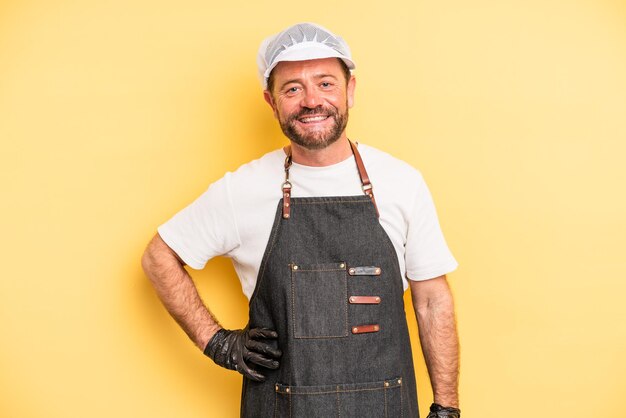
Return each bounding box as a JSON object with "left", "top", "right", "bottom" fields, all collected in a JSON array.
[
  {"left": 328, "top": 97, "right": 347, "bottom": 111},
  {"left": 276, "top": 101, "right": 299, "bottom": 118},
  {"left": 325, "top": 90, "right": 347, "bottom": 107}
]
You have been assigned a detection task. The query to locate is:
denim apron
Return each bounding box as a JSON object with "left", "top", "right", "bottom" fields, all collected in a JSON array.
[{"left": 241, "top": 142, "right": 419, "bottom": 417}]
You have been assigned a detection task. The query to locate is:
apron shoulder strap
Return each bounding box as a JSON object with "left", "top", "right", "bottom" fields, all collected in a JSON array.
[
  {"left": 282, "top": 145, "right": 293, "bottom": 219},
  {"left": 350, "top": 141, "right": 380, "bottom": 218}
]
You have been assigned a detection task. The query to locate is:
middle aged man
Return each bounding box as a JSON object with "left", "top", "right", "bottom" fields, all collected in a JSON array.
[{"left": 142, "top": 22, "right": 460, "bottom": 418}]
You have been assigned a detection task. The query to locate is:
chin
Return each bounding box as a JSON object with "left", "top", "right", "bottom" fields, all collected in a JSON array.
[{"left": 292, "top": 134, "right": 341, "bottom": 150}]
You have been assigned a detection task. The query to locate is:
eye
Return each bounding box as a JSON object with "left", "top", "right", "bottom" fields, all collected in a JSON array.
[
  {"left": 284, "top": 86, "right": 300, "bottom": 95},
  {"left": 321, "top": 82, "right": 332, "bottom": 88}
]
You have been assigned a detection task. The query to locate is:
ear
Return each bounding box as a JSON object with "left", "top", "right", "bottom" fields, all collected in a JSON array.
[
  {"left": 347, "top": 75, "right": 356, "bottom": 108},
  {"left": 263, "top": 90, "right": 279, "bottom": 119}
]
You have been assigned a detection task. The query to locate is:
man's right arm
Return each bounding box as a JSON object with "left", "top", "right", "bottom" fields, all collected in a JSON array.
[
  {"left": 141, "top": 233, "right": 221, "bottom": 350},
  {"left": 141, "top": 233, "right": 282, "bottom": 381}
]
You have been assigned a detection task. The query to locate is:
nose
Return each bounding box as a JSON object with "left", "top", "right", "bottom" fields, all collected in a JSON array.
[{"left": 300, "top": 87, "right": 322, "bottom": 109}]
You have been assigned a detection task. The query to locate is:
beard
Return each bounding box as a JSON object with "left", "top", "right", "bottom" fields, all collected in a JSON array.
[{"left": 278, "top": 104, "right": 349, "bottom": 150}]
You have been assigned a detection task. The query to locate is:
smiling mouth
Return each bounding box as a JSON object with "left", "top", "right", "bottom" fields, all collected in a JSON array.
[{"left": 298, "top": 115, "right": 330, "bottom": 124}]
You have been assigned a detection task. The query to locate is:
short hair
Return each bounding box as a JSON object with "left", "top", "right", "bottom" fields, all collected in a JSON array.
[{"left": 266, "top": 58, "right": 352, "bottom": 94}]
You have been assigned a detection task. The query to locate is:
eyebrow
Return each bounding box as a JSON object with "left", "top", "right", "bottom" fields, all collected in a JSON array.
[{"left": 278, "top": 73, "right": 339, "bottom": 91}]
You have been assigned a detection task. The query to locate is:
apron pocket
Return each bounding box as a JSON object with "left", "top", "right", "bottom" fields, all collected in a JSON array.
[
  {"left": 291, "top": 262, "right": 348, "bottom": 339},
  {"left": 273, "top": 377, "right": 403, "bottom": 418}
]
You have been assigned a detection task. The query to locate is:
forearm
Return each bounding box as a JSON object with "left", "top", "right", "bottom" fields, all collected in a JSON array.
[
  {"left": 412, "top": 278, "right": 460, "bottom": 408},
  {"left": 142, "top": 234, "right": 221, "bottom": 350}
]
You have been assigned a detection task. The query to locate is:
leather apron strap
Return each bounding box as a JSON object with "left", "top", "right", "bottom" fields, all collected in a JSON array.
[{"left": 282, "top": 141, "right": 379, "bottom": 219}]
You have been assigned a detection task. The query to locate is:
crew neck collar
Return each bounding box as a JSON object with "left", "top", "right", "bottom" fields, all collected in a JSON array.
[{"left": 281, "top": 143, "right": 362, "bottom": 171}]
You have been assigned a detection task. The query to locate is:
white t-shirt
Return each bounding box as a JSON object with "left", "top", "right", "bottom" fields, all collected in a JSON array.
[{"left": 158, "top": 144, "right": 458, "bottom": 300}]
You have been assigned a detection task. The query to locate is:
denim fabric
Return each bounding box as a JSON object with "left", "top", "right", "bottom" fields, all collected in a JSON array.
[{"left": 241, "top": 195, "right": 419, "bottom": 417}]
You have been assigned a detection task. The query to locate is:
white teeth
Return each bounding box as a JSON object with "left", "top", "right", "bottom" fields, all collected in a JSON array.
[{"left": 300, "top": 115, "right": 328, "bottom": 123}]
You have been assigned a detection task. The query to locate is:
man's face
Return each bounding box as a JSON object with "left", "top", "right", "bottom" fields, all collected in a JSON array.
[{"left": 264, "top": 58, "right": 356, "bottom": 150}]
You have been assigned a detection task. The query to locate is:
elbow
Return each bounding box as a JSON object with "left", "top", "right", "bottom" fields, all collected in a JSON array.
[
  {"left": 413, "top": 292, "right": 456, "bottom": 321},
  {"left": 141, "top": 234, "right": 185, "bottom": 285},
  {"left": 141, "top": 235, "right": 164, "bottom": 283},
  {"left": 414, "top": 302, "right": 430, "bottom": 320},
  {"left": 141, "top": 248, "right": 151, "bottom": 275},
  {"left": 141, "top": 245, "right": 157, "bottom": 283}
]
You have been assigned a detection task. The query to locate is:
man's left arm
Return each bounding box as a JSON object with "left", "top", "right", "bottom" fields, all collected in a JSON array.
[{"left": 409, "top": 275, "right": 460, "bottom": 409}]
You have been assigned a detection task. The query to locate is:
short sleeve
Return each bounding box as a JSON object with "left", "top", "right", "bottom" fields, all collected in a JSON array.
[
  {"left": 157, "top": 174, "right": 241, "bottom": 270},
  {"left": 404, "top": 174, "right": 458, "bottom": 281}
]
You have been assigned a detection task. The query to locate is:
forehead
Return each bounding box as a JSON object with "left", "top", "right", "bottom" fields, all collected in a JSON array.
[{"left": 271, "top": 58, "right": 345, "bottom": 83}]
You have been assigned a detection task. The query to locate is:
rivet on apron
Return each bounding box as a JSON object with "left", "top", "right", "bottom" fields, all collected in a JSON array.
[
  {"left": 275, "top": 385, "right": 279, "bottom": 391},
  {"left": 285, "top": 388, "right": 290, "bottom": 393},
  {"left": 339, "top": 263, "right": 345, "bottom": 268},
  {"left": 352, "top": 327, "right": 359, "bottom": 333},
  {"left": 292, "top": 265, "right": 298, "bottom": 270},
  {"left": 375, "top": 268, "right": 381, "bottom": 274},
  {"left": 375, "top": 297, "right": 381, "bottom": 303},
  {"left": 398, "top": 379, "right": 402, "bottom": 384},
  {"left": 348, "top": 268, "right": 355, "bottom": 274},
  {"left": 384, "top": 381, "right": 390, "bottom": 387},
  {"left": 374, "top": 325, "right": 380, "bottom": 331}
]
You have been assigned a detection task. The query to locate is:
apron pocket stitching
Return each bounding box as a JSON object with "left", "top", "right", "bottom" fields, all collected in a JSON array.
[
  {"left": 274, "top": 378, "right": 402, "bottom": 418},
  {"left": 291, "top": 263, "right": 349, "bottom": 339}
]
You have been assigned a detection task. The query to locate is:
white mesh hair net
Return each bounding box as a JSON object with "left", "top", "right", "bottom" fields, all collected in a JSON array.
[{"left": 257, "top": 22, "right": 355, "bottom": 89}]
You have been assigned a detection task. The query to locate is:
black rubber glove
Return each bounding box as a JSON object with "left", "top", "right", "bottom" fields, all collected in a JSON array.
[
  {"left": 203, "top": 327, "right": 282, "bottom": 382},
  {"left": 426, "top": 403, "right": 461, "bottom": 418}
]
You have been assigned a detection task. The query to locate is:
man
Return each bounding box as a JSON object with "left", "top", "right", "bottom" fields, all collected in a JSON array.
[{"left": 142, "top": 22, "right": 460, "bottom": 418}]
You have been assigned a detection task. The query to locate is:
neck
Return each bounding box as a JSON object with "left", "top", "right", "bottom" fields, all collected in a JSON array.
[{"left": 289, "top": 136, "right": 353, "bottom": 167}]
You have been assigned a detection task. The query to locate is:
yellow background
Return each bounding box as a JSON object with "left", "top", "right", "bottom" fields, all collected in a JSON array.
[{"left": 1, "top": 0, "right": 625, "bottom": 416}]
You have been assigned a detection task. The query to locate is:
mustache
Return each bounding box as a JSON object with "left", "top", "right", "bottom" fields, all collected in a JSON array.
[{"left": 287, "top": 106, "right": 337, "bottom": 121}]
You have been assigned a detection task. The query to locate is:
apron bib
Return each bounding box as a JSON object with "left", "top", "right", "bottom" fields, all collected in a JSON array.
[{"left": 241, "top": 142, "right": 419, "bottom": 417}]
